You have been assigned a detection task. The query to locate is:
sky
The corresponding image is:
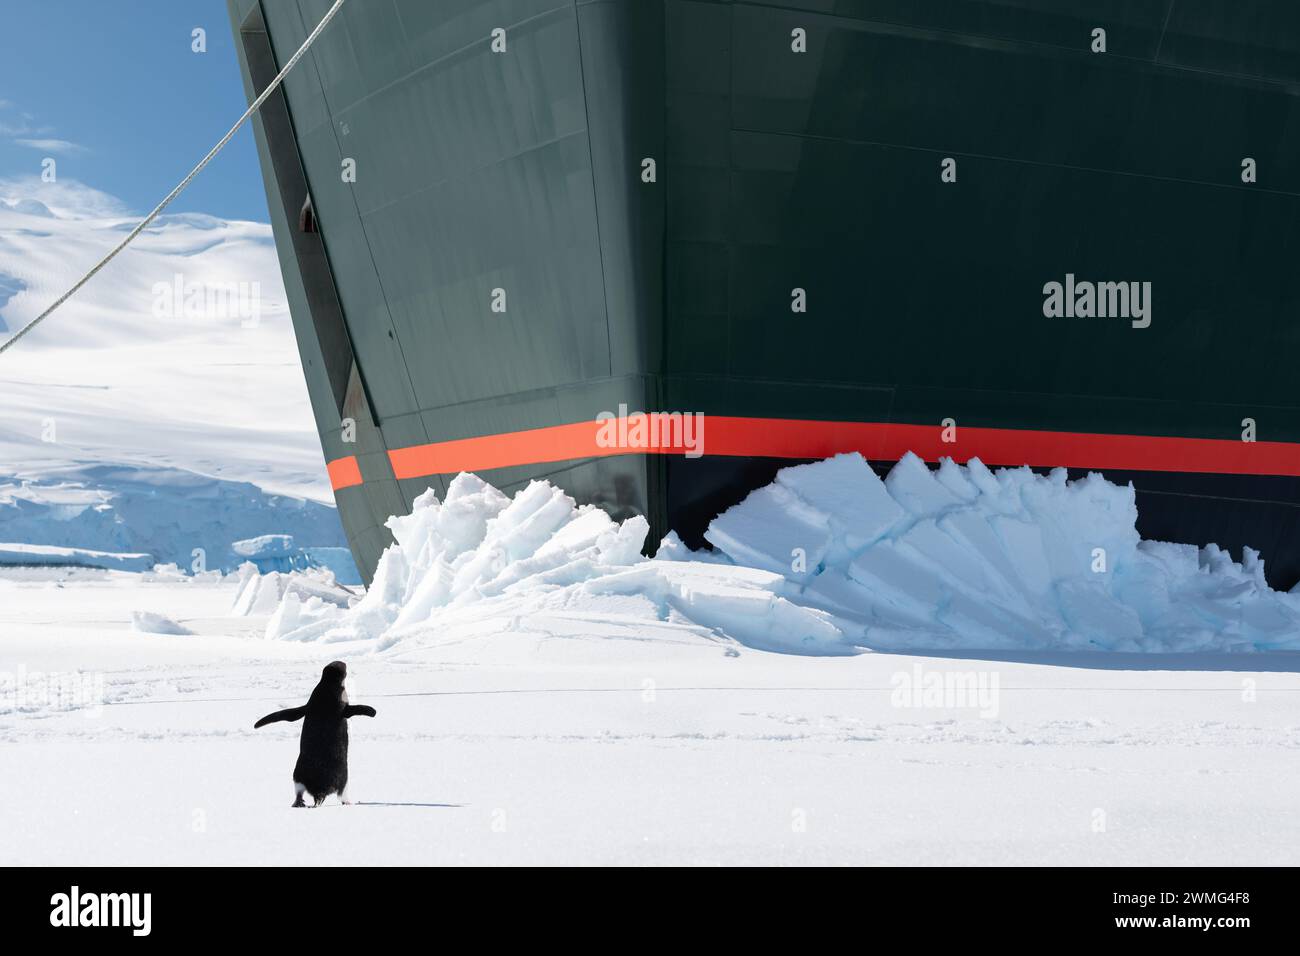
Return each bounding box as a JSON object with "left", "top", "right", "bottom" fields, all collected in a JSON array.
[{"left": 0, "top": 0, "right": 269, "bottom": 222}]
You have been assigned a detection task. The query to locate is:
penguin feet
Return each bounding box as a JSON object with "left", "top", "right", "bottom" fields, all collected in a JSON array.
[{"left": 292, "top": 782, "right": 307, "bottom": 808}]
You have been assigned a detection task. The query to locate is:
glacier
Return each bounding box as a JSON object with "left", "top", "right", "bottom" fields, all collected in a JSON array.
[{"left": 0, "top": 463, "right": 350, "bottom": 576}]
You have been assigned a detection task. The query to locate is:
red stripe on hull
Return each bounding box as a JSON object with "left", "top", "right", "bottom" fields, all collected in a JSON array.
[
  {"left": 326, "top": 455, "right": 363, "bottom": 490},
  {"left": 324, "top": 417, "right": 1300, "bottom": 490}
]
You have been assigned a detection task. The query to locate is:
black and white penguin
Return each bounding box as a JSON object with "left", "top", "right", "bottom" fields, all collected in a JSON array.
[{"left": 254, "top": 660, "right": 377, "bottom": 807}]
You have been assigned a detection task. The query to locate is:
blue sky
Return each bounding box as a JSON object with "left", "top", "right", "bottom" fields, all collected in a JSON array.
[{"left": 0, "top": 0, "right": 269, "bottom": 222}]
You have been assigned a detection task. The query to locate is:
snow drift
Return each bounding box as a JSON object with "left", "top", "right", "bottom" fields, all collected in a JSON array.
[
  {"left": 262, "top": 453, "right": 1300, "bottom": 654},
  {"left": 131, "top": 610, "right": 193, "bottom": 635}
]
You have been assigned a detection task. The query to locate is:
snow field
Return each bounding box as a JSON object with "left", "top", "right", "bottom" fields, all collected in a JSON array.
[{"left": 1, "top": 567, "right": 1297, "bottom": 865}]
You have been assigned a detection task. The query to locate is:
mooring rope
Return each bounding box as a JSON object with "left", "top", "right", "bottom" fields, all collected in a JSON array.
[{"left": 0, "top": 0, "right": 348, "bottom": 356}]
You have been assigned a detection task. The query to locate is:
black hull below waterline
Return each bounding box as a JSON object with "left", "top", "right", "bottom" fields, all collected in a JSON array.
[{"left": 229, "top": 0, "right": 1300, "bottom": 587}]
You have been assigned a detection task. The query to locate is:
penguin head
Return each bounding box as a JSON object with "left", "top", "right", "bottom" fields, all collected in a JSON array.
[{"left": 322, "top": 660, "right": 347, "bottom": 683}]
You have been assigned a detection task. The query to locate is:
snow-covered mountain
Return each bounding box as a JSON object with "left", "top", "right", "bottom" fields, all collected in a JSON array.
[{"left": 0, "top": 177, "right": 349, "bottom": 571}]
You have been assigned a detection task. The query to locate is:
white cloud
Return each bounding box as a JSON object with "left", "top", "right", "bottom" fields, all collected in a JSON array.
[
  {"left": 0, "top": 98, "right": 67, "bottom": 146},
  {"left": 0, "top": 120, "right": 52, "bottom": 137},
  {"left": 15, "top": 138, "right": 86, "bottom": 154}
]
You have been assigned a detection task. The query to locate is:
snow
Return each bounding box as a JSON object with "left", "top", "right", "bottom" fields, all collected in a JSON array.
[
  {"left": 230, "top": 566, "right": 355, "bottom": 618},
  {"left": 0, "top": 178, "right": 353, "bottom": 577},
  {"left": 262, "top": 455, "right": 1300, "bottom": 655},
  {"left": 0, "top": 271, "right": 24, "bottom": 331},
  {"left": 0, "top": 177, "right": 325, "bottom": 500},
  {"left": 0, "top": 541, "right": 152, "bottom": 571},
  {"left": 1, "top": 565, "right": 1297, "bottom": 865},
  {"left": 131, "top": 610, "right": 194, "bottom": 635}
]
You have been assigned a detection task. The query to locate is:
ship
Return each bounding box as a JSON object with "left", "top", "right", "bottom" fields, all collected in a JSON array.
[{"left": 228, "top": 0, "right": 1300, "bottom": 588}]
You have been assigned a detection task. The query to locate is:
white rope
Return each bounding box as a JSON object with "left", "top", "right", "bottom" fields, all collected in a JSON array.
[{"left": 0, "top": 0, "right": 348, "bottom": 357}]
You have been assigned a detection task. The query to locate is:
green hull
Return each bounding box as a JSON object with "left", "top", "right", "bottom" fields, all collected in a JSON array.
[{"left": 229, "top": 0, "right": 1300, "bottom": 585}]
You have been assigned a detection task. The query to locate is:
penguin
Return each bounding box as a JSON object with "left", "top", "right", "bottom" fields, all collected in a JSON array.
[{"left": 254, "top": 660, "right": 376, "bottom": 807}]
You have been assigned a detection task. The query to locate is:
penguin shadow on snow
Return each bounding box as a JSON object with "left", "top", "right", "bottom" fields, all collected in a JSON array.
[{"left": 253, "top": 660, "right": 381, "bottom": 808}]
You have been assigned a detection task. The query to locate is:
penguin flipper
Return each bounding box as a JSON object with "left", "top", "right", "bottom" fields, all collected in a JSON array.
[
  {"left": 343, "top": 704, "right": 377, "bottom": 719},
  {"left": 254, "top": 705, "right": 307, "bottom": 728}
]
